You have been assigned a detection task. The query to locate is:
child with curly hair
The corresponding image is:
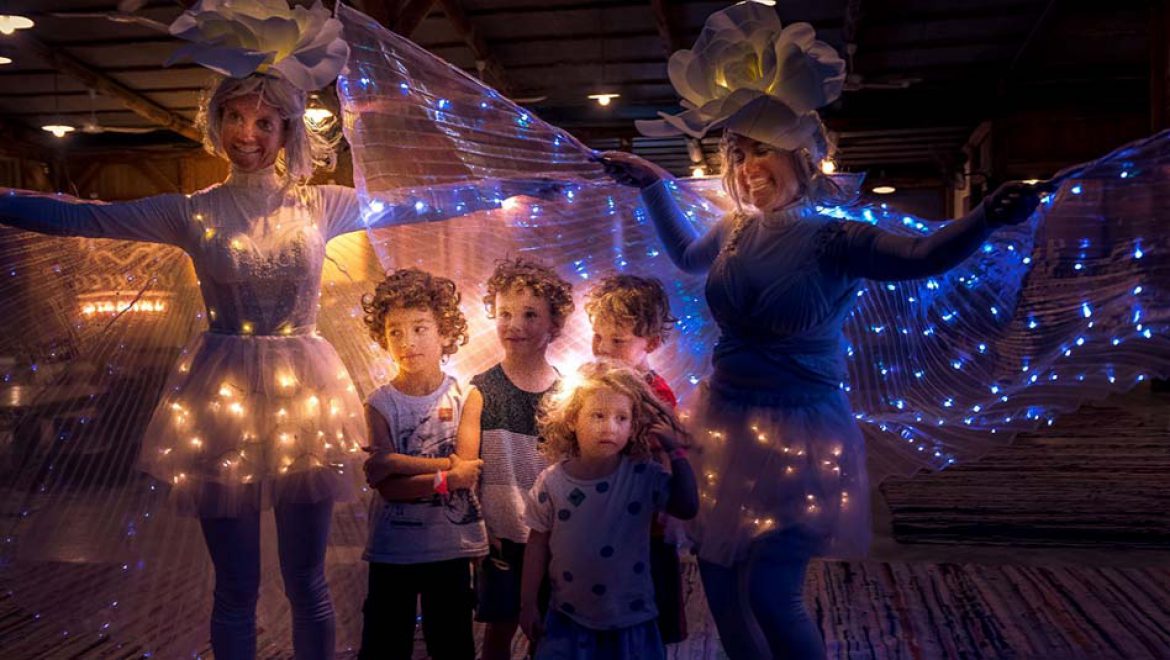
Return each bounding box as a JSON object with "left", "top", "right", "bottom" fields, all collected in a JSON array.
[
  {"left": 586, "top": 274, "right": 679, "bottom": 410},
  {"left": 358, "top": 267, "right": 487, "bottom": 660},
  {"left": 473, "top": 256, "right": 576, "bottom": 659},
  {"left": 585, "top": 274, "right": 688, "bottom": 643},
  {"left": 519, "top": 360, "right": 698, "bottom": 659}
]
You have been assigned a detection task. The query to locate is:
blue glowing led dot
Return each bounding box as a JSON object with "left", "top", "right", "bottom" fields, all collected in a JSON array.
[
  {"left": 437, "top": 98, "right": 451, "bottom": 109},
  {"left": 1023, "top": 257, "right": 1032, "bottom": 265},
  {"left": 1071, "top": 185, "right": 1082, "bottom": 194},
  {"left": 1134, "top": 245, "right": 1145, "bottom": 259},
  {"left": 1134, "top": 285, "right": 1143, "bottom": 295}
]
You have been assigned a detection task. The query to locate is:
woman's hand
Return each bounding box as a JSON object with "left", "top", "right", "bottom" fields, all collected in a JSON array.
[
  {"left": 598, "top": 151, "right": 672, "bottom": 188},
  {"left": 983, "top": 181, "right": 1042, "bottom": 227}
]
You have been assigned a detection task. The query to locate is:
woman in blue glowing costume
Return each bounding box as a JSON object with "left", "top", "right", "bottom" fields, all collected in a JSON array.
[
  {"left": 0, "top": 3, "right": 550, "bottom": 657},
  {"left": 603, "top": 3, "right": 1041, "bottom": 657}
]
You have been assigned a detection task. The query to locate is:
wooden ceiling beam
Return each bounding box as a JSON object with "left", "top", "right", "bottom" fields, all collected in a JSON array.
[
  {"left": 394, "top": 0, "right": 440, "bottom": 36},
  {"left": 353, "top": 0, "right": 441, "bottom": 36},
  {"left": 649, "top": 0, "right": 686, "bottom": 58},
  {"left": 0, "top": 116, "right": 55, "bottom": 161},
  {"left": 13, "top": 33, "right": 201, "bottom": 143},
  {"left": 434, "top": 0, "right": 515, "bottom": 97}
]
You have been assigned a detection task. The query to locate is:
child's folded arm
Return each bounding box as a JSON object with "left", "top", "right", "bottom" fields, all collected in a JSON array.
[
  {"left": 374, "top": 473, "right": 440, "bottom": 502},
  {"left": 363, "top": 403, "right": 451, "bottom": 486}
]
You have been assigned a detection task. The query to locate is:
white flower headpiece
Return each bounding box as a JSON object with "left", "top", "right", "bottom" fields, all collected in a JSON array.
[
  {"left": 167, "top": 0, "right": 349, "bottom": 92},
  {"left": 636, "top": 1, "right": 845, "bottom": 154}
]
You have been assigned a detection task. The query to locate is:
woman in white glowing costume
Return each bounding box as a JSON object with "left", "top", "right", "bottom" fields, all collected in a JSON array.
[
  {"left": 604, "top": 3, "right": 1042, "bottom": 657},
  {"left": 0, "top": 2, "right": 548, "bottom": 658}
]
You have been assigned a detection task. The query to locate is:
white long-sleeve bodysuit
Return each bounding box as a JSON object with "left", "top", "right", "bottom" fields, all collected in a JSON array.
[{"left": 0, "top": 166, "right": 500, "bottom": 515}]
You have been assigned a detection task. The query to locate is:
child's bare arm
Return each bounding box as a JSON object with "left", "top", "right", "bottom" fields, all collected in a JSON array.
[
  {"left": 519, "top": 530, "right": 551, "bottom": 642},
  {"left": 375, "top": 474, "right": 440, "bottom": 501},
  {"left": 364, "top": 404, "right": 452, "bottom": 486},
  {"left": 454, "top": 388, "right": 484, "bottom": 462}
]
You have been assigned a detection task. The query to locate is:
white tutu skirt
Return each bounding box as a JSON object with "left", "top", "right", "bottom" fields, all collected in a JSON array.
[
  {"left": 137, "top": 332, "right": 367, "bottom": 517},
  {"left": 685, "top": 382, "right": 871, "bottom": 565}
]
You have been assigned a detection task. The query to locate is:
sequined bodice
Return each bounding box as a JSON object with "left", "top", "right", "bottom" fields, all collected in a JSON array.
[{"left": 189, "top": 169, "right": 326, "bottom": 336}]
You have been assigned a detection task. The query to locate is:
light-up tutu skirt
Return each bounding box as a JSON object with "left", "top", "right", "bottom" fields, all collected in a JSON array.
[
  {"left": 686, "top": 355, "right": 872, "bottom": 566},
  {"left": 137, "top": 330, "right": 366, "bottom": 517}
]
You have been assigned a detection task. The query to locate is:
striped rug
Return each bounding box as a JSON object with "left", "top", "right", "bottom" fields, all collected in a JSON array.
[{"left": 4, "top": 556, "right": 1168, "bottom": 658}]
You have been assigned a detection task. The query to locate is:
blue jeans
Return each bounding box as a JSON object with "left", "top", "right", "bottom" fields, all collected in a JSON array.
[
  {"left": 698, "top": 533, "right": 825, "bottom": 659},
  {"left": 200, "top": 499, "right": 336, "bottom": 659}
]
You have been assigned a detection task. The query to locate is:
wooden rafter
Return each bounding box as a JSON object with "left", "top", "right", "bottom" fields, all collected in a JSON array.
[
  {"left": 649, "top": 0, "right": 685, "bottom": 57},
  {"left": 352, "top": 0, "right": 438, "bottom": 37},
  {"left": 14, "top": 33, "right": 201, "bottom": 142},
  {"left": 433, "top": 0, "right": 515, "bottom": 97},
  {"left": 0, "top": 116, "right": 53, "bottom": 160},
  {"left": 395, "top": 0, "right": 440, "bottom": 36}
]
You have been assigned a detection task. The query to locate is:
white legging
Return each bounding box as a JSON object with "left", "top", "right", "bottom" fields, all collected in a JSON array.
[
  {"left": 199, "top": 499, "right": 336, "bottom": 660},
  {"left": 699, "top": 534, "right": 825, "bottom": 659}
]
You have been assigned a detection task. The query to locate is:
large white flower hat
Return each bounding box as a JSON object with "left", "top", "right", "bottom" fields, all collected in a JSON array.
[
  {"left": 167, "top": 0, "right": 349, "bottom": 92},
  {"left": 636, "top": 1, "right": 846, "bottom": 152}
]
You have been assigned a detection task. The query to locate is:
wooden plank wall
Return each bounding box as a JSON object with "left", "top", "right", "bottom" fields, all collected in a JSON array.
[{"left": 881, "top": 385, "right": 1170, "bottom": 547}]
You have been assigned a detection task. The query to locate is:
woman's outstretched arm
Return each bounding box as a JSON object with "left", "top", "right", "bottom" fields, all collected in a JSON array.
[
  {"left": 0, "top": 189, "right": 191, "bottom": 246},
  {"left": 825, "top": 181, "right": 1041, "bottom": 282}
]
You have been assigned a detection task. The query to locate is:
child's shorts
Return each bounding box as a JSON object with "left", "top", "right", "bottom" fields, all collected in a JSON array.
[
  {"left": 477, "top": 538, "right": 548, "bottom": 622},
  {"left": 535, "top": 609, "right": 665, "bottom": 660}
]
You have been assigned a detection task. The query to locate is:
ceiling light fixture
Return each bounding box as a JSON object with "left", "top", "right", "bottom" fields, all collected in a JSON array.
[
  {"left": 42, "top": 124, "right": 76, "bottom": 138},
  {"left": 304, "top": 94, "right": 334, "bottom": 125},
  {"left": 0, "top": 14, "right": 33, "bottom": 36},
  {"left": 587, "top": 93, "right": 620, "bottom": 107},
  {"left": 41, "top": 74, "right": 75, "bottom": 138}
]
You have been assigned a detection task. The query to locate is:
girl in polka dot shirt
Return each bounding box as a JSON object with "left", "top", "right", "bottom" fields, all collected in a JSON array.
[{"left": 520, "top": 360, "right": 698, "bottom": 659}]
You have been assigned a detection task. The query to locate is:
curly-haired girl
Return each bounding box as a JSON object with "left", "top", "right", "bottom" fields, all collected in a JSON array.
[
  {"left": 358, "top": 267, "right": 487, "bottom": 660},
  {"left": 519, "top": 360, "right": 697, "bottom": 659}
]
